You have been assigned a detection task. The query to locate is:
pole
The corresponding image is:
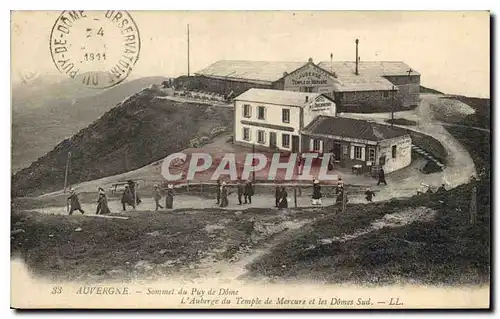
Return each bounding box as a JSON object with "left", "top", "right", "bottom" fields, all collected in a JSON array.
[
  {"left": 64, "top": 151, "right": 71, "bottom": 193},
  {"left": 294, "top": 187, "right": 297, "bottom": 208},
  {"left": 391, "top": 85, "right": 395, "bottom": 127},
  {"left": 252, "top": 143, "right": 256, "bottom": 183},
  {"left": 342, "top": 188, "right": 347, "bottom": 212},
  {"left": 187, "top": 24, "right": 190, "bottom": 76},
  {"left": 133, "top": 182, "right": 137, "bottom": 209}
]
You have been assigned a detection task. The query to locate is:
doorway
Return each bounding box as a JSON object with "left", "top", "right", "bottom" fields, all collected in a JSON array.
[
  {"left": 332, "top": 142, "right": 341, "bottom": 159},
  {"left": 269, "top": 132, "right": 277, "bottom": 149},
  {"left": 291, "top": 135, "right": 300, "bottom": 153}
]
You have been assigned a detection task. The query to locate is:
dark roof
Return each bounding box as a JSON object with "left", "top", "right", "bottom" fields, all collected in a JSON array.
[{"left": 302, "top": 115, "right": 409, "bottom": 142}]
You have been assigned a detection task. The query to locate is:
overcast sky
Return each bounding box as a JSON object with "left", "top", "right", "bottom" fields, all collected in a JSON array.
[{"left": 11, "top": 10, "right": 490, "bottom": 98}]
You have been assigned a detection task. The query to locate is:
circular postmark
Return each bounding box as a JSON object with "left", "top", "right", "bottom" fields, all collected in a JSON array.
[{"left": 49, "top": 10, "right": 141, "bottom": 89}]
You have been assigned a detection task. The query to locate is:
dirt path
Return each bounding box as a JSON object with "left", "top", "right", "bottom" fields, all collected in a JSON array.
[{"left": 340, "top": 94, "right": 477, "bottom": 189}]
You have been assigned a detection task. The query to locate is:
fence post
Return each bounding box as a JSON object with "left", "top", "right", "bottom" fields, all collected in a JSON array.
[
  {"left": 470, "top": 185, "right": 477, "bottom": 225},
  {"left": 294, "top": 187, "right": 298, "bottom": 208},
  {"left": 342, "top": 188, "right": 347, "bottom": 213}
]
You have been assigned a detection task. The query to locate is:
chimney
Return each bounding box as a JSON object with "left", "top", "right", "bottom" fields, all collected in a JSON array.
[
  {"left": 308, "top": 57, "right": 313, "bottom": 63},
  {"left": 305, "top": 96, "right": 309, "bottom": 103},
  {"left": 355, "top": 38, "right": 359, "bottom": 75}
]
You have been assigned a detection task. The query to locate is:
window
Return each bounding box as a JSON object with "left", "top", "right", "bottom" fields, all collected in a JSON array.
[
  {"left": 354, "top": 146, "right": 363, "bottom": 160},
  {"left": 258, "top": 106, "right": 266, "bottom": 120},
  {"left": 368, "top": 148, "right": 376, "bottom": 162},
  {"left": 257, "top": 130, "right": 266, "bottom": 144},
  {"left": 342, "top": 145, "right": 348, "bottom": 155},
  {"left": 392, "top": 145, "right": 397, "bottom": 158},
  {"left": 243, "top": 128, "right": 250, "bottom": 141},
  {"left": 243, "top": 104, "right": 251, "bottom": 118},
  {"left": 282, "top": 109, "right": 290, "bottom": 123},
  {"left": 313, "top": 139, "right": 321, "bottom": 151},
  {"left": 282, "top": 134, "right": 290, "bottom": 148},
  {"left": 304, "top": 87, "right": 313, "bottom": 93},
  {"left": 383, "top": 91, "right": 389, "bottom": 98}
]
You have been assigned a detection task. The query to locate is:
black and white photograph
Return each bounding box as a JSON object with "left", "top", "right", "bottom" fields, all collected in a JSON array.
[{"left": 9, "top": 10, "right": 491, "bottom": 309}]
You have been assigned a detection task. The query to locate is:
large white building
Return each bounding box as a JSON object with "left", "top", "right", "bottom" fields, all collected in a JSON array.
[{"left": 233, "top": 88, "right": 336, "bottom": 153}]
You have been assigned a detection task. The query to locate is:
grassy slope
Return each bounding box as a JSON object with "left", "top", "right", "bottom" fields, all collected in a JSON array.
[
  {"left": 246, "top": 118, "right": 491, "bottom": 285},
  {"left": 12, "top": 76, "right": 169, "bottom": 172},
  {"left": 12, "top": 88, "right": 233, "bottom": 197}
]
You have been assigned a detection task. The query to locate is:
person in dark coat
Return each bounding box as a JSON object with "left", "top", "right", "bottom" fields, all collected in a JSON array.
[
  {"left": 244, "top": 180, "right": 254, "bottom": 204},
  {"left": 336, "top": 186, "right": 348, "bottom": 205},
  {"left": 127, "top": 180, "right": 142, "bottom": 205},
  {"left": 220, "top": 182, "right": 229, "bottom": 207},
  {"left": 275, "top": 185, "right": 282, "bottom": 208},
  {"left": 336, "top": 177, "right": 344, "bottom": 195},
  {"left": 165, "top": 184, "right": 174, "bottom": 209},
  {"left": 312, "top": 179, "right": 322, "bottom": 205},
  {"left": 377, "top": 168, "right": 387, "bottom": 185},
  {"left": 237, "top": 180, "right": 244, "bottom": 205},
  {"left": 365, "top": 188, "right": 376, "bottom": 202},
  {"left": 278, "top": 187, "right": 288, "bottom": 209},
  {"left": 68, "top": 188, "right": 85, "bottom": 215},
  {"left": 121, "top": 185, "right": 135, "bottom": 211},
  {"left": 153, "top": 185, "right": 163, "bottom": 212},
  {"left": 216, "top": 179, "right": 221, "bottom": 205},
  {"left": 96, "top": 188, "right": 111, "bottom": 215}
]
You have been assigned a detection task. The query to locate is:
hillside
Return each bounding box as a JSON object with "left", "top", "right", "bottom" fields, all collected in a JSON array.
[
  {"left": 12, "top": 76, "right": 169, "bottom": 172},
  {"left": 11, "top": 87, "right": 233, "bottom": 197}
]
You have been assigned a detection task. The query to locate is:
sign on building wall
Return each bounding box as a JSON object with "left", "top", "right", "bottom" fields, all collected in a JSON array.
[
  {"left": 284, "top": 64, "right": 334, "bottom": 88},
  {"left": 310, "top": 96, "right": 333, "bottom": 111}
]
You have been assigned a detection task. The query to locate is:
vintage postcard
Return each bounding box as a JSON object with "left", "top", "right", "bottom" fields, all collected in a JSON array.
[{"left": 10, "top": 10, "right": 491, "bottom": 309}]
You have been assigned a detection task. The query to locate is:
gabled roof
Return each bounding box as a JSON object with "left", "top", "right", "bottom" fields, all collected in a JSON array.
[
  {"left": 234, "top": 88, "right": 334, "bottom": 107},
  {"left": 194, "top": 60, "right": 307, "bottom": 84},
  {"left": 302, "top": 115, "right": 409, "bottom": 142}
]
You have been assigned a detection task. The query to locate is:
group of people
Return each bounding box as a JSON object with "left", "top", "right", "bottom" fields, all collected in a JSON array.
[
  {"left": 219, "top": 179, "right": 254, "bottom": 207},
  {"left": 153, "top": 183, "right": 175, "bottom": 211}
]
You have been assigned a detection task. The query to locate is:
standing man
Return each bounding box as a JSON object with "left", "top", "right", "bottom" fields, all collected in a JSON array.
[
  {"left": 237, "top": 180, "right": 244, "bottom": 205},
  {"left": 68, "top": 188, "right": 85, "bottom": 215},
  {"left": 96, "top": 187, "right": 111, "bottom": 215},
  {"left": 336, "top": 177, "right": 344, "bottom": 195},
  {"left": 312, "top": 179, "right": 322, "bottom": 205},
  {"left": 244, "top": 180, "right": 254, "bottom": 204},
  {"left": 275, "top": 185, "right": 282, "bottom": 208},
  {"left": 153, "top": 185, "right": 163, "bottom": 212},
  {"left": 216, "top": 178, "right": 221, "bottom": 205},
  {"left": 278, "top": 186, "right": 288, "bottom": 209},
  {"left": 165, "top": 184, "right": 174, "bottom": 209},
  {"left": 127, "top": 180, "right": 142, "bottom": 205},
  {"left": 220, "top": 181, "right": 229, "bottom": 207},
  {"left": 377, "top": 168, "right": 387, "bottom": 186}
]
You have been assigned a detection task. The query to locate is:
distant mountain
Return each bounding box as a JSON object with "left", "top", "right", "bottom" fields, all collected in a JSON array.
[
  {"left": 12, "top": 76, "right": 169, "bottom": 172},
  {"left": 11, "top": 88, "right": 233, "bottom": 196}
]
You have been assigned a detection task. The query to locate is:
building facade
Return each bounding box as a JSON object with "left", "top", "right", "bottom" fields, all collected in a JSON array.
[
  {"left": 301, "top": 115, "right": 412, "bottom": 173},
  {"left": 233, "top": 89, "right": 336, "bottom": 153}
]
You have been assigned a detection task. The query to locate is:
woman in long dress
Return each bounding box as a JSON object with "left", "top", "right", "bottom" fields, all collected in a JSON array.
[
  {"left": 96, "top": 187, "right": 111, "bottom": 215},
  {"left": 165, "top": 184, "right": 174, "bottom": 209}
]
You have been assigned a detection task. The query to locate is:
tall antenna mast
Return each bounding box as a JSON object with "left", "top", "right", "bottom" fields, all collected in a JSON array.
[
  {"left": 187, "top": 24, "right": 190, "bottom": 76},
  {"left": 330, "top": 53, "right": 333, "bottom": 74}
]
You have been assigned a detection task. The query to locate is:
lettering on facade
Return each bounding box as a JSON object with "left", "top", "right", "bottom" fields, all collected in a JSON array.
[{"left": 287, "top": 66, "right": 330, "bottom": 86}]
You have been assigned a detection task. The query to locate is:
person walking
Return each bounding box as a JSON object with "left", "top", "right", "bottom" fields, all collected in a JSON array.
[
  {"left": 312, "top": 179, "right": 322, "bottom": 205},
  {"left": 237, "top": 180, "right": 244, "bottom": 205},
  {"left": 68, "top": 188, "right": 85, "bottom": 215},
  {"left": 216, "top": 178, "right": 221, "bottom": 205},
  {"left": 153, "top": 185, "right": 163, "bottom": 212},
  {"left": 336, "top": 177, "right": 344, "bottom": 195},
  {"left": 364, "top": 188, "right": 376, "bottom": 202},
  {"left": 127, "top": 180, "right": 142, "bottom": 205},
  {"left": 121, "top": 185, "right": 135, "bottom": 211},
  {"left": 244, "top": 180, "right": 254, "bottom": 204},
  {"left": 278, "top": 186, "right": 288, "bottom": 209},
  {"left": 275, "top": 185, "right": 282, "bottom": 208},
  {"left": 220, "top": 181, "right": 229, "bottom": 207},
  {"left": 165, "top": 184, "right": 174, "bottom": 209},
  {"left": 96, "top": 187, "right": 111, "bottom": 215},
  {"left": 377, "top": 168, "right": 387, "bottom": 186}
]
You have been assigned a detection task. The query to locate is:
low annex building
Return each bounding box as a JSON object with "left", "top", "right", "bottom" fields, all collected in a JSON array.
[
  {"left": 233, "top": 88, "right": 336, "bottom": 153},
  {"left": 301, "top": 115, "right": 412, "bottom": 173}
]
